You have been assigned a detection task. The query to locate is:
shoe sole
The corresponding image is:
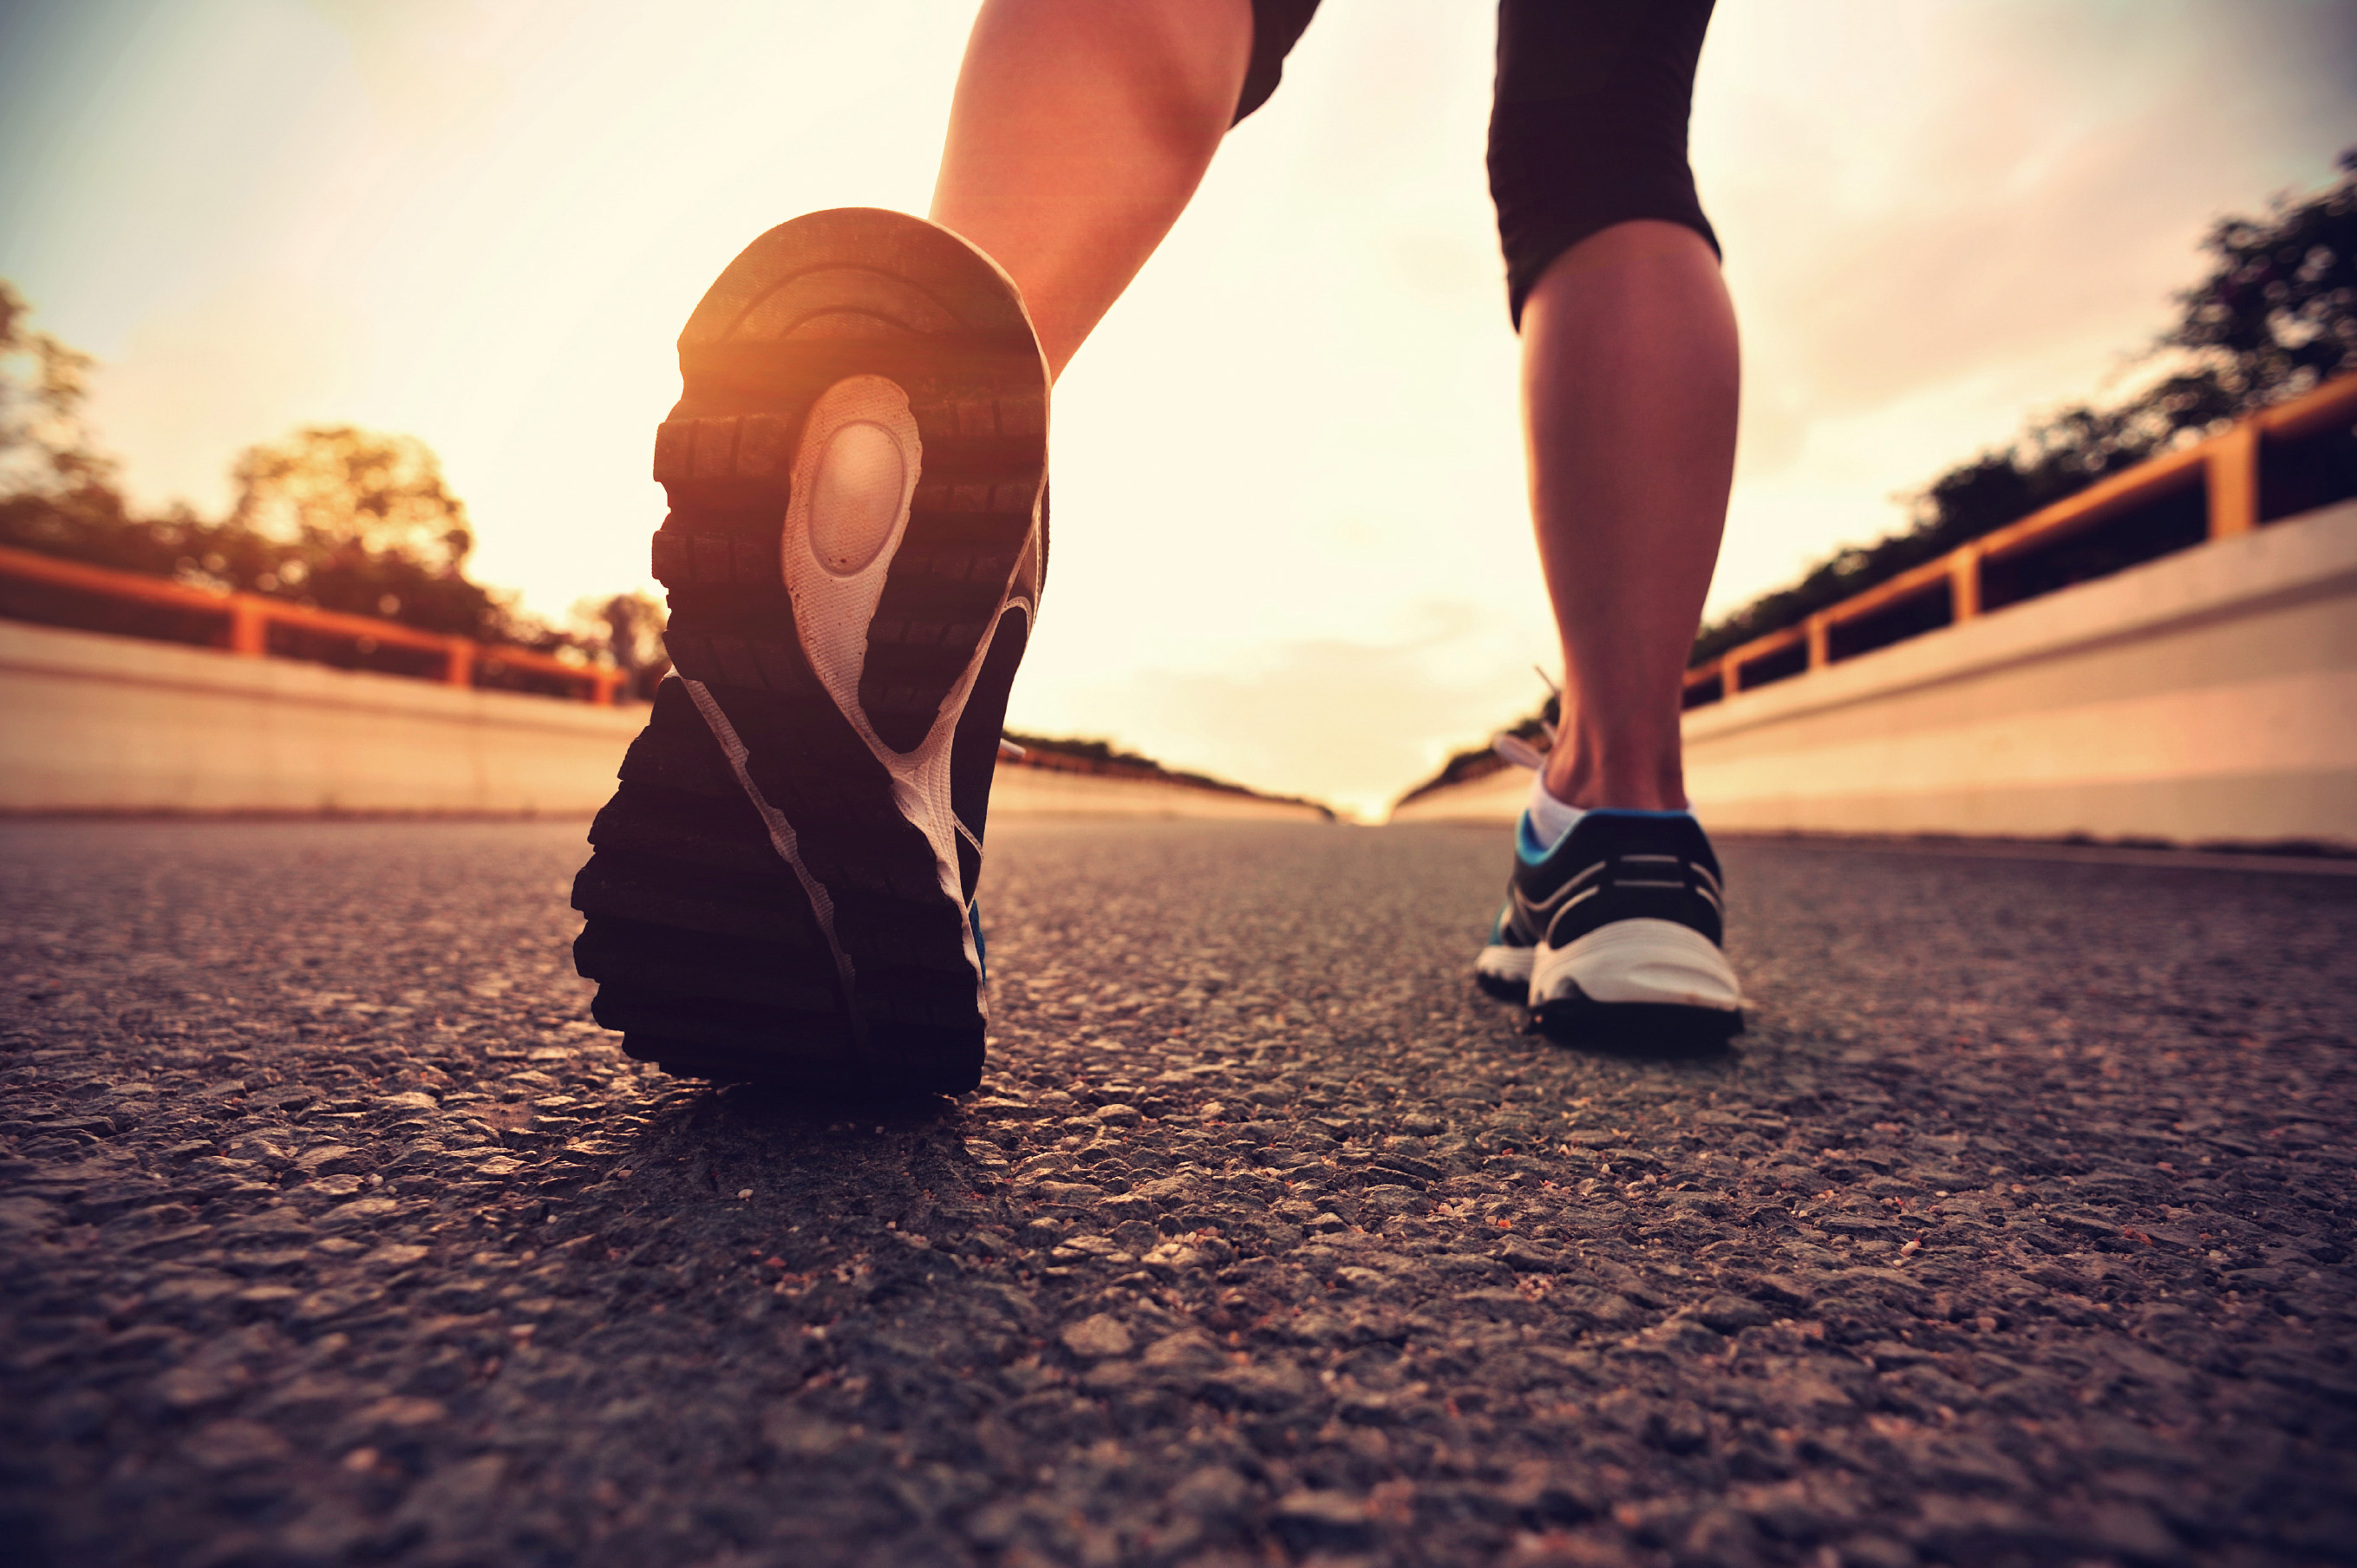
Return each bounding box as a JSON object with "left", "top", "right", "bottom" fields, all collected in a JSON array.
[
  {"left": 571, "top": 208, "right": 1048, "bottom": 1095},
  {"left": 1473, "top": 943, "right": 1535, "bottom": 1001},
  {"left": 1531, "top": 992, "right": 1744, "bottom": 1049},
  {"left": 1526, "top": 918, "right": 1744, "bottom": 1046}
]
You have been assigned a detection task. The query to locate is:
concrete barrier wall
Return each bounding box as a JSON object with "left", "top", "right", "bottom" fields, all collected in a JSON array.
[
  {"left": 0, "top": 620, "right": 1325, "bottom": 820},
  {"left": 1390, "top": 500, "right": 2357, "bottom": 850},
  {"left": 0, "top": 621, "right": 648, "bottom": 813},
  {"left": 992, "top": 768, "right": 1324, "bottom": 820}
]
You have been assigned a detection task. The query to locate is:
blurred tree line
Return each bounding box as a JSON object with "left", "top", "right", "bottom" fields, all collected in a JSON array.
[
  {"left": 0, "top": 283, "right": 669, "bottom": 697},
  {"left": 1691, "top": 150, "right": 2357, "bottom": 663},
  {"left": 1000, "top": 729, "right": 1335, "bottom": 817}
]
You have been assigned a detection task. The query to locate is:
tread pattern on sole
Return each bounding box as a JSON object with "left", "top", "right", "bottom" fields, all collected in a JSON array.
[
  {"left": 573, "top": 676, "right": 989, "bottom": 1094},
  {"left": 571, "top": 210, "right": 1045, "bottom": 1097},
  {"left": 651, "top": 208, "right": 1047, "bottom": 755}
]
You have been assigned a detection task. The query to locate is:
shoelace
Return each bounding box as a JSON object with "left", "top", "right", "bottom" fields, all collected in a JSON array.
[{"left": 1492, "top": 665, "right": 1561, "bottom": 773}]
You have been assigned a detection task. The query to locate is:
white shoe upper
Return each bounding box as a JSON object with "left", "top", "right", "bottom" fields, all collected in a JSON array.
[{"left": 1528, "top": 917, "right": 1742, "bottom": 1011}]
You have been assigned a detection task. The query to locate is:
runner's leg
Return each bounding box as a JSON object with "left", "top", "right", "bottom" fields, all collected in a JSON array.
[
  {"left": 1521, "top": 222, "right": 1737, "bottom": 810},
  {"left": 1472, "top": 1, "right": 1742, "bottom": 1035},
  {"left": 930, "top": 0, "right": 1256, "bottom": 378},
  {"left": 1489, "top": 0, "right": 1733, "bottom": 811}
]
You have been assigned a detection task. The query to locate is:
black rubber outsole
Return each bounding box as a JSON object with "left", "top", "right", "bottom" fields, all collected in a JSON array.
[
  {"left": 1474, "top": 964, "right": 1532, "bottom": 1003},
  {"left": 570, "top": 209, "right": 1048, "bottom": 1096},
  {"left": 652, "top": 207, "right": 1047, "bottom": 753},
  {"left": 1531, "top": 991, "right": 1746, "bottom": 1054}
]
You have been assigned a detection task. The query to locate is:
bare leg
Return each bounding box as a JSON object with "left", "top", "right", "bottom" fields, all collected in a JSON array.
[
  {"left": 932, "top": 7, "right": 1734, "bottom": 814},
  {"left": 930, "top": 0, "right": 1253, "bottom": 378},
  {"left": 1522, "top": 220, "right": 1739, "bottom": 813}
]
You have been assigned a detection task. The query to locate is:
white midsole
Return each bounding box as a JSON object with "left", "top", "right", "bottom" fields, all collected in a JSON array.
[
  {"left": 1531, "top": 918, "right": 1742, "bottom": 1011},
  {"left": 780, "top": 378, "right": 981, "bottom": 983},
  {"left": 1475, "top": 944, "right": 1536, "bottom": 988},
  {"left": 685, "top": 379, "right": 1031, "bottom": 1003},
  {"left": 772, "top": 376, "right": 1042, "bottom": 994}
]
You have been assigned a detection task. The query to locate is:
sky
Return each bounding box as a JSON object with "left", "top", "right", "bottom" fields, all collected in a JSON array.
[{"left": 2, "top": 0, "right": 2351, "bottom": 820}]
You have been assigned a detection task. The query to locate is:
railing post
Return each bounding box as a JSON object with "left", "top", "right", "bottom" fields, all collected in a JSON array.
[
  {"left": 1805, "top": 614, "right": 1830, "bottom": 670},
  {"left": 446, "top": 640, "right": 473, "bottom": 689},
  {"left": 2207, "top": 423, "right": 2260, "bottom": 539},
  {"left": 1720, "top": 653, "right": 1740, "bottom": 697},
  {"left": 592, "top": 670, "right": 620, "bottom": 706},
  {"left": 228, "top": 598, "right": 267, "bottom": 656},
  {"left": 1949, "top": 543, "right": 1982, "bottom": 623}
]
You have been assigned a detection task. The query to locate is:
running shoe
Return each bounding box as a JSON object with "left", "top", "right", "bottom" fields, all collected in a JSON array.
[
  {"left": 1477, "top": 806, "right": 1745, "bottom": 1043},
  {"left": 570, "top": 207, "right": 1050, "bottom": 1095}
]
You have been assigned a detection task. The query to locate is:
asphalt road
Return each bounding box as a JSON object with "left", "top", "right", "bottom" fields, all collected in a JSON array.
[{"left": 2, "top": 818, "right": 2353, "bottom": 1568}]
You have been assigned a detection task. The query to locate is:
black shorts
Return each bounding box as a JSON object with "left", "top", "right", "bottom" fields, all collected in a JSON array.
[{"left": 1238, "top": 0, "right": 1719, "bottom": 328}]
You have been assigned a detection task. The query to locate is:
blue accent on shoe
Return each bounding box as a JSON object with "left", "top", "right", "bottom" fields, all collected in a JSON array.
[
  {"left": 968, "top": 898, "right": 987, "bottom": 984},
  {"left": 1514, "top": 811, "right": 1556, "bottom": 865},
  {"left": 1517, "top": 806, "right": 1696, "bottom": 865}
]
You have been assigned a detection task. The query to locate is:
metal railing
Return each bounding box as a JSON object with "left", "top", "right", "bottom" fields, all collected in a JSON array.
[
  {"left": 0, "top": 546, "right": 625, "bottom": 705},
  {"left": 1684, "top": 373, "right": 2357, "bottom": 708}
]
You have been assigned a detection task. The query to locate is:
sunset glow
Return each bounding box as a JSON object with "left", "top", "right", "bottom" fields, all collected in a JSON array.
[{"left": 3, "top": 0, "right": 2349, "bottom": 816}]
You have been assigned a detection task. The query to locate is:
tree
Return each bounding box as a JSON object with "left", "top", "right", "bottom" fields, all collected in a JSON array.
[
  {"left": 0, "top": 288, "right": 568, "bottom": 649},
  {"left": 0, "top": 282, "right": 106, "bottom": 496},
  {"left": 2165, "top": 147, "right": 2357, "bottom": 409},
  {"left": 209, "top": 424, "right": 515, "bottom": 639},
  {"left": 576, "top": 589, "right": 669, "bottom": 698},
  {"left": 0, "top": 286, "right": 680, "bottom": 677},
  {"left": 0, "top": 281, "right": 155, "bottom": 568}
]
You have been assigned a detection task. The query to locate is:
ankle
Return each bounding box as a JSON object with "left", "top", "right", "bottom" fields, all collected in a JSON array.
[{"left": 1539, "top": 755, "right": 1688, "bottom": 813}]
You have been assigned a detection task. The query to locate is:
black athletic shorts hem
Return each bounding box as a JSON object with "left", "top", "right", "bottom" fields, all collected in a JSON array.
[
  {"left": 1236, "top": 0, "right": 1320, "bottom": 123},
  {"left": 1238, "top": 0, "right": 1720, "bottom": 329}
]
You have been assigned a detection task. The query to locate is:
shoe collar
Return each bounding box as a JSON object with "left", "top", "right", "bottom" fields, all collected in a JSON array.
[{"left": 1515, "top": 806, "right": 1696, "bottom": 866}]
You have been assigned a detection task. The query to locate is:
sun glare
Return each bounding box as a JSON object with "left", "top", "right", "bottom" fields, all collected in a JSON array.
[{"left": 1, "top": 0, "right": 2347, "bottom": 816}]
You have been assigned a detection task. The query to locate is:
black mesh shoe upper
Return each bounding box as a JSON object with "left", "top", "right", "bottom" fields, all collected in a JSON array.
[{"left": 1498, "top": 809, "right": 1726, "bottom": 951}]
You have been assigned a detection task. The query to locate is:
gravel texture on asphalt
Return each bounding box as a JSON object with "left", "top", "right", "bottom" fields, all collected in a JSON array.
[{"left": 2, "top": 817, "right": 2354, "bottom": 1568}]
